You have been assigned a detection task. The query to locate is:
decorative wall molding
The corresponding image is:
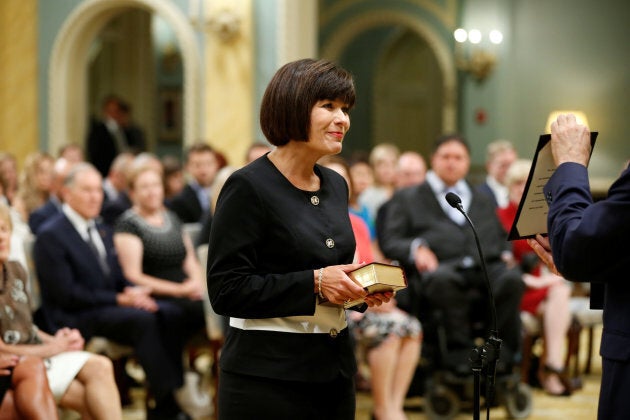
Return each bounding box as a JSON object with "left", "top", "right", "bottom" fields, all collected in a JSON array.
[
  {"left": 320, "top": 10, "right": 457, "bottom": 133},
  {"left": 49, "top": 0, "right": 202, "bottom": 154}
]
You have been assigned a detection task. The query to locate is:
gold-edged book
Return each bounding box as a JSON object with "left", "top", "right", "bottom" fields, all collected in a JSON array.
[{"left": 320, "top": 262, "right": 408, "bottom": 309}]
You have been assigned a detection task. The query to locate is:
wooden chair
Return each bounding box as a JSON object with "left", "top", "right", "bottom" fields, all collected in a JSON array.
[
  {"left": 520, "top": 296, "right": 602, "bottom": 390},
  {"left": 196, "top": 243, "right": 225, "bottom": 419}
]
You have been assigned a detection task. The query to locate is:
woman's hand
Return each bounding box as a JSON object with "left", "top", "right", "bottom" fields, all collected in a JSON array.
[
  {"left": 117, "top": 287, "right": 158, "bottom": 312},
  {"left": 366, "top": 295, "right": 396, "bottom": 311},
  {"left": 54, "top": 328, "right": 85, "bottom": 351},
  {"left": 0, "top": 352, "right": 19, "bottom": 376},
  {"left": 180, "top": 278, "right": 205, "bottom": 300},
  {"left": 317, "top": 263, "right": 368, "bottom": 305},
  {"left": 364, "top": 292, "right": 393, "bottom": 308},
  {"left": 414, "top": 245, "right": 438, "bottom": 273}
]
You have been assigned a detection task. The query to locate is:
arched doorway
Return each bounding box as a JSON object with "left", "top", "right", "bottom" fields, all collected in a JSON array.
[
  {"left": 320, "top": 11, "right": 456, "bottom": 157},
  {"left": 48, "top": 0, "right": 201, "bottom": 156}
]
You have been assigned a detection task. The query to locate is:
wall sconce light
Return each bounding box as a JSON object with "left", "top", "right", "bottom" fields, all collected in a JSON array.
[
  {"left": 545, "top": 110, "right": 590, "bottom": 133},
  {"left": 454, "top": 28, "right": 503, "bottom": 82}
]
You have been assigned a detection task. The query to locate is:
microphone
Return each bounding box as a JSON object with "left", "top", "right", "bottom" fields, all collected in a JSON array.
[{"left": 445, "top": 192, "right": 502, "bottom": 415}]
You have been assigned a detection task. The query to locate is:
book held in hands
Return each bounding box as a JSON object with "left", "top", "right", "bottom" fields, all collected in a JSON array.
[{"left": 320, "top": 262, "right": 408, "bottom": 309}]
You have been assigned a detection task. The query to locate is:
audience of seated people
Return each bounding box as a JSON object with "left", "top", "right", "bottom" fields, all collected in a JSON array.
[
  {"left": 477, "top": 140, "right": 518, "bottom": 209},
  {"left": 320, "top": 155, "right": 422, "bottom": 420},
  {"left": 4, "top": 136, "right": 588, "bottom": 417},
  {"left": 378, "top": 134, "right": 525, "bottom": 372},
  {"left": 497, "top": 159, "right": 573, "bottom": 396},
  {"left": 32, "top": 162, "right": 195, "bottom": 419},
  {"left": 1, "top": 203, "right": 122, "bottom": 419}
]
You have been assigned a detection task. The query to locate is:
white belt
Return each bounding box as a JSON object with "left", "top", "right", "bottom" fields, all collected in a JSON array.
[{"left": 230, "top": 303, "right": 347, "bottom": 334}]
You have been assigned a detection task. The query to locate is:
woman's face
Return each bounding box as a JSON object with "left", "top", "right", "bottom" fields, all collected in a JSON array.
[
  {"left": 307, "top": 99, "right": 350, "bottom": 156},
  {"left": 0, "top": 216, "right": 11, "bottom": 264},
  {"left": 350, "top": 162, "right": 373, "bottom": 196},
  {"left": 131, "top": 169, "right": 164, "bottom": 212},
  {"left": 509, "top": 178, "right": 527, "bottom": 204},
  {"left": 35, "top": 158, "right": 54, "bottom": 192}
]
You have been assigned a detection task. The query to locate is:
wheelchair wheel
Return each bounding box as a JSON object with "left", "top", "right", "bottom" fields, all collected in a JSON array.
[
  {"left": 504, "top": 382, "right": 533, "bottom": 419},
  {"left": 424, "top": 385, "right": 460, "bottom": 420}
]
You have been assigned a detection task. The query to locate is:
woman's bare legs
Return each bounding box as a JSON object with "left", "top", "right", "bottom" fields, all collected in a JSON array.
[
  {"left": 11, "top": 356, "right": 58, "bottom": 420},
  {"left": 541, "top": 281, "right": 572, "bottom": 394},
  {"left": 368, "top": 336, "right": 401, "bottom": 420},
  {"left": 368, "top": 334, "right": 421, "bottom": 420},
  {"left": 389, "top": 336, "right": 421, "bottom": 417},
  {"left": 59, "top": 354, "right": 122, "bottom": 420}
]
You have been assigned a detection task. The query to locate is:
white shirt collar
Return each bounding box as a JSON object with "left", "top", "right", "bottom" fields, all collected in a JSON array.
[
  {"left": 425, "top": 170, "right": 472, "bottom": 213},
  {"left": 485, "top": 175, "right": 509, "bottom": 208},
  {"left": 62, "top": 203, "right": 94, "bottom": 240}
]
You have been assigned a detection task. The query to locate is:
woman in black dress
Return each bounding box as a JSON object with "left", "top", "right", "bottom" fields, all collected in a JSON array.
[{"left": 207, "top": 58, "right": 391, "bottom": 420}]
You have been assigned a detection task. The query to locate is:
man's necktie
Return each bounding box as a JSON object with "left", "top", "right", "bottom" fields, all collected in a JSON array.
[{"left": 86, "top": 226, "right": 110, "bottom": 276}]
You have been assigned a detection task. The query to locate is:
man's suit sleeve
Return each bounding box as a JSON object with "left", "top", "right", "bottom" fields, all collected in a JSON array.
[
  {"left": 378, "top": 190, "right": 417, "bottom": 264},
  {"left": 544, "top": 162, "right": 630, "bottom": 282},
  {"left": 34, "top": 230, "right": 119, "bottom": 309}
]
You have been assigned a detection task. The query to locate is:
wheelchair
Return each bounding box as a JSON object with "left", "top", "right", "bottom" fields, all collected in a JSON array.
[{"left": 399, "top": 280, "right": 533, "bottom": 420}]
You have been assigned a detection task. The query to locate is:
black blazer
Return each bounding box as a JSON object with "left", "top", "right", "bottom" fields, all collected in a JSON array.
[
  {"left": 207, "top": 156, "right": 356, "bottom": 382},
  {"left": 33, "top": 213, "right": 128, "bottom": 333},
  {"left": 168, "top": 184, "right": 204, "bottom": 223}
]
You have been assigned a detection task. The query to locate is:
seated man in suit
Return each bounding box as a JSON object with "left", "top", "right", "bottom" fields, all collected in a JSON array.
[
  {"left": 378, "top": 134, "right": 525, "bottom": 370},
  {"left": 34, "top": 162, "right": 192, "bottom": 420},
  {"left": 167, "top": 143, "right": 220, "bottom": 223}
]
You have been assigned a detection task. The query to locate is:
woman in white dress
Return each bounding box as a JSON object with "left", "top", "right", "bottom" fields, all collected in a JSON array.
[{"left": 0, "top": 203, "right": 122, "bottom": 420}]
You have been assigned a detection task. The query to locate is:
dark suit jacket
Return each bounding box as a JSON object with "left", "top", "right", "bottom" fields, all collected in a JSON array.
[
  {"left": 379, "top": 182, "right": 510, "bottom": 269},
  {"left": 167, "top": 183, "right": 205, "bottom": 223},
  {"left": 100, "top": 191, "right": 132, "bottom": 226},
  {"left": 28, "top": 197, "right": 62, "bottom": 234},
  {"left": 544, "top": 163, "right": 630, "bottom": 382},
  {"left": 33, "top": 213, "right": 128, "bottom": 333},
  {"left": 207, "top": 157, "right": 356, "bottom": 383},
  {"left": 87, "top": 119, "right": 119, "bottom": 177},
  {"left": 476, "top": 181, "right": 499, "bottom": 207}
]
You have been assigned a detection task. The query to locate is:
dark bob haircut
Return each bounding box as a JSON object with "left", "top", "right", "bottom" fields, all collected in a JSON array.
[{"left": 260, "top": 59, "right": 356, "bottom": 146}]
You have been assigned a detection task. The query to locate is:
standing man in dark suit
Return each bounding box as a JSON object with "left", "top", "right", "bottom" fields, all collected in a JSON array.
[
  {"left": 379, "top": 134, "right": 525, "bottom": 369},
  {"left": 87, "top": 95, "right": 129, "bottom": 178},
  {"left": 34, "top": 162, "right": 192, "bottom": 419},
  {"left": 528, "top": 114, "right": 630, "bottom": 419},
  {"left": 168, "top": 143, "right": 219, "bottom": 223}
]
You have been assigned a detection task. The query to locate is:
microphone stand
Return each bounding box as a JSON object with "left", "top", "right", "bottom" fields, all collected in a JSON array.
[{"left": 446, "top": 192, "right": 502, "bottom": 420}]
